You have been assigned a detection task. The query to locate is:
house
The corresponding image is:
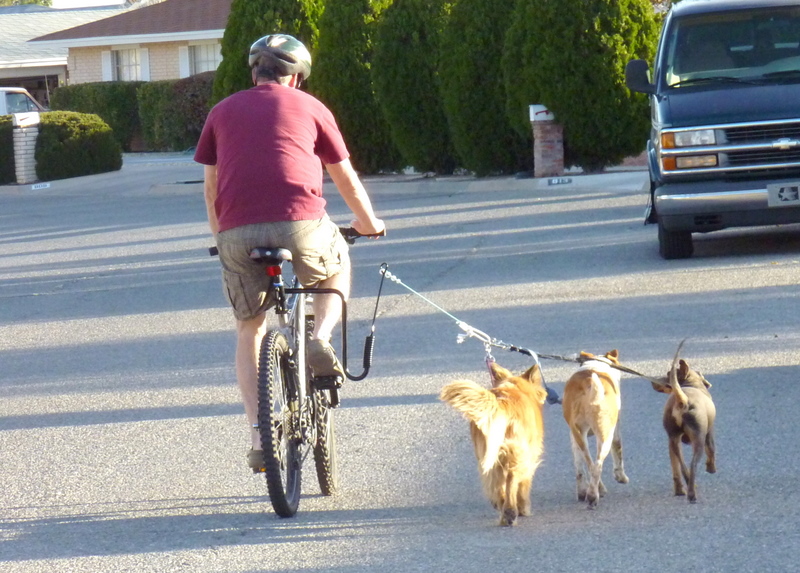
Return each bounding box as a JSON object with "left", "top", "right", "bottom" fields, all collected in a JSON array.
[
  {"left": 29, "top": 0, "right": 232, "bottom": 85},
  {"left": 0, "top": 4, "right": 125, "bottom": 105}
]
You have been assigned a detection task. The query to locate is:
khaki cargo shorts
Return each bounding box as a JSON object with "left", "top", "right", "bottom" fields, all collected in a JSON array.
[{"left": 215, "top": 216, "right": 350, "bottom": 321}]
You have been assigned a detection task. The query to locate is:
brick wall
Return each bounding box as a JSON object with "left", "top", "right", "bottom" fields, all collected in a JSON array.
[
  {"left": 533, "top": 120, "right": 564, "bottom": 178},
  {"left": 68, "top": 48, "right": 105, "bottom": 84},
  {"left": 147, "top": 42, "right": 181, "bottom": 81}
]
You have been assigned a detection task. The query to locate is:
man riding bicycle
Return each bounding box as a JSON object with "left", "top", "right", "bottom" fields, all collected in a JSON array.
[{"left": 194, "top": 34, "right": 385, "bottom": 471}]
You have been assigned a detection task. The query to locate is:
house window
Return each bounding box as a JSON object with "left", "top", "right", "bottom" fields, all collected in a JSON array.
[
  {"left": 113, "top": 48, "right": 141, "bottom": 81},
  {"left": 190, "top": 43, "right": 221, "bottom": 74}
]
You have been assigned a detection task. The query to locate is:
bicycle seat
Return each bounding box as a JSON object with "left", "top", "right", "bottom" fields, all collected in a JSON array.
[{"left": 249, "top": 247, "right": 293, "bottom": 265}]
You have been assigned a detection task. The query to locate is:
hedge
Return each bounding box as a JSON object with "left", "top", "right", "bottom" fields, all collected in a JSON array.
[
  {"left": 49, "top": 81, "right": 143, "bottom": 151},
  {"left": 35, "top": 111, "right": 122, "bottom": 181},
  {"left": 372, "top": 0, "right": 457, "bottom": 174},
  {"left": 504, "top": 0, "right": 658, "bottom": 171},
  {"left": 439, "top": 0, "right": 531, "bottom": 176},
  {"left": 313, "top": 0, "right": 403, "bottom": 174}
]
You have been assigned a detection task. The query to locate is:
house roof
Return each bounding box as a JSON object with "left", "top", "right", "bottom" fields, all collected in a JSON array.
[
  {"left": 0, "top": 6, "right": 124, "bottom": 69},
  {"left": 30, "top": 0, "right": 233, "bottom": 47}
]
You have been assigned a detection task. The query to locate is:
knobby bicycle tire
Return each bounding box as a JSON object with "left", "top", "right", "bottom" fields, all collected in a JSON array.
[
  {"left": 258, "top": 329, "right": 302, "bottom": 517},
  {"left": 313, "top": 389, "right": 338, "bottom": 495}
]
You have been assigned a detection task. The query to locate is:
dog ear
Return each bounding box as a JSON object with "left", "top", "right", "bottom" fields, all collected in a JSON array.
[
  {"left": 678, "top": 359, "right": 690, "bottom": 379},
  {"left": 650, "top": 377, "right": 672, "bottom": 394},
  {"left": 523, "top": 363, "right": 543, "bottom": 386},
  {"left": 699, "top": 373, "right": 712, "bottom": 389},
  {"left": 605, "top": 349, "right": 620, "bottom": 364},
  {"left": 489, "top": 362, "right": 512, "bottom": 384},
  {"left": 579, "top": 351, "right": 594, "bottom": 360}
]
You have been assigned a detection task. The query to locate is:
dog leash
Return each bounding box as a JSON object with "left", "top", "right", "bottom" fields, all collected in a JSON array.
[
  {"left": 378, "top": 264, "right": 658, "bottom": 390},
  {"left": 379, "top": 264, "right": 563, "bottom": 404}
]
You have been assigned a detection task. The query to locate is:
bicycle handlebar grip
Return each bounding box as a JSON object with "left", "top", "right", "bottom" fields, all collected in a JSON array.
[{"left": 339, "top": 227, "right": 386, "bottom": 244}]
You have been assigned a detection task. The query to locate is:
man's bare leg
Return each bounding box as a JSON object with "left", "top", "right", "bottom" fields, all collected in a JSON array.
[
  {"left": 235, "top": 313, "right": 267, "bottom": 449},
  {"left": 312, "top": 268, "right": 350, "bottom": 341}
]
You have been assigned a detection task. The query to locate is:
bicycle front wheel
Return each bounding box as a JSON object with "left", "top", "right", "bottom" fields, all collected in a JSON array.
[
  {"left": 313, "top": 389, "right": 339, "bottom": 495},
  {"left": 258, "top": 330, "right": 302, "bottom": 517}
]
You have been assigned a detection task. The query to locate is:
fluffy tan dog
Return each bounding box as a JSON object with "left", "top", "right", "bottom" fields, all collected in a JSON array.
[
  {"left": 440, "top": 362, "right": 548, "bottom": 526},
  {"left": 562, "top": 350, "right": 629, "bottom": 508}
]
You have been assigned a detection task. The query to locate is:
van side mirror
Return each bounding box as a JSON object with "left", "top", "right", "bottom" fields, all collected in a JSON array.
[{"left": 625, "top": 59, "right": 656, "bottom": 95}]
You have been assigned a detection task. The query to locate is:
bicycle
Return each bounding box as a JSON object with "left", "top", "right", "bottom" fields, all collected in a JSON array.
[{"left": 211, "top": 226, "right": 383, "bottom": 517}]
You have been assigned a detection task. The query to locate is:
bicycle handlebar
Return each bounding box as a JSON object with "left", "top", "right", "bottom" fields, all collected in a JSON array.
[{"left": 338, "top": 226, "right": 386, "bottom": 245}]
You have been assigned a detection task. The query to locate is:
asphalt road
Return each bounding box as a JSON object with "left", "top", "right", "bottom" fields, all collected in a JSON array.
[{"left": 1, "top": 155, "right": 799, "bottom": 572}]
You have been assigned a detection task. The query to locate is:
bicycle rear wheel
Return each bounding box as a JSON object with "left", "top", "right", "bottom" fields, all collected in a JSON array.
[
  {"left": 258, "top": 330, "right": 302, "bottom": 517},
  {"left": 313, "top": 389, "right": 339, "bottom": 495}
]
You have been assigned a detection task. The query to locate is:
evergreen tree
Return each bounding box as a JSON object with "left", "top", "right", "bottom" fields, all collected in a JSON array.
[
  {"left": 212, "top": 0, "right": 323, "bottom": 104},
  {"left": 313, "top": 0, "right": 403, "bottom": 174},
  {"left": 503, "top": 0, "right": 658, "bottom": 171},
  {"left": 438, "top": 0, "right": 530, "bottom": 176},
  {"left": 372, "top": 0, "right": 456, "bottom": 174}
]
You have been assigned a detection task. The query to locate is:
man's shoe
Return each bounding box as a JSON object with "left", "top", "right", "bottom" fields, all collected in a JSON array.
[
  {"left": 307, "top": 339, "right": 345, "bottom": 378},
  {"left": 247, "top": 449, "right": 265, "bottom": 473}
]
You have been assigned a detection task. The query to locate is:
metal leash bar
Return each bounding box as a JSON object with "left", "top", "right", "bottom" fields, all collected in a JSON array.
[{"left": 378, "top": 264, "right": 659, "bottom": 392}]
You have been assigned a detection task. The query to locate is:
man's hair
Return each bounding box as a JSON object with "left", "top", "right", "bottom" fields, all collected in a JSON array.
[{"left": 253, "top": 59, "right": 291, "bottom": 84}]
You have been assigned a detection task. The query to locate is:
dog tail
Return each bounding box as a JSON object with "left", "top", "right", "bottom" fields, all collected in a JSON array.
[
  {"left": 440, "top": 380, "right": 507, "bottom": 474},
  {"left": 670, "top": 339, "right": 689, "bottom": 408}
]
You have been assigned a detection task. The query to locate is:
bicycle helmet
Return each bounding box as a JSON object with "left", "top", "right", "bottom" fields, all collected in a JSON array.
[{"left": 248, "top": 34, "right": 312, "bottom": 81}]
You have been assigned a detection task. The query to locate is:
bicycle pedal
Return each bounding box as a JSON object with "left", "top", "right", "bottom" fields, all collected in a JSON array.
[{"left": 313, "top": 375, "right": 343, "bottom": 390}]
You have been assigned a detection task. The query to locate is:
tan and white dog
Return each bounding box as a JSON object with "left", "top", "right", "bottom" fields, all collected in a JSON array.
[
  {"left": 561, "top": 350, "right": 629, "bottom": 508},
  {"left": 440, "top": 362, "right": 548, "bottom": 526}
]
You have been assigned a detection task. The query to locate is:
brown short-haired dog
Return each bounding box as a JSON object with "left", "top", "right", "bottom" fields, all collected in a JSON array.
[
  {"left": 562, "top": 350, "right": 629, "bottom": 508},
  {"left": 440, "top": 362, "right": 548, "bottom": 526},
  {"left": 652, "top": 342, "right": 716, "bottom": 503}
]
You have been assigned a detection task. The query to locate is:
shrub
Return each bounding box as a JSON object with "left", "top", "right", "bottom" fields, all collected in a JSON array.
[
  {"left": 173, "top": 71, "right": 216, "bottom": 149},
  {"left": 503, "top": 0, "right": 658, "bottom": 172},
  {"left": 137, "top": 80, "right": 176, "bottom": 151},
  {"left": 35, "top": 111, "right": 122, "bottom": 182},
  {"left": 213, "top": 0, "right": 323, "bottom": 104},
  {"left": 372, "top": 0, "right": 457, "bottom": 174},
  {"left": 438, "top": 0, "right": 531, "bottom": 176},
  {"left": 49, "top": 81, "right": 143, "bottom": 151},
  {"left": 0, "top": 116, "right": 14, "bottom": 185},
  {"left": 313, "top": 0, "right": 403, "bottom": 174},
  {"left": 136, "top": 72, "right": 215, "bottom": 151}
]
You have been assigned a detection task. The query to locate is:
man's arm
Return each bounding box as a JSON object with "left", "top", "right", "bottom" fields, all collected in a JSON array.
[
  {"left": 204, "top": 164, "right": 220, "bottom": 236},
  {"left": 325, "top": 158, "right": 385, "bottom": 235}
]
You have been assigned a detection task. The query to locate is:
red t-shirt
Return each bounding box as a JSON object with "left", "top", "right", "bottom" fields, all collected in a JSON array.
[{"left": 194, "top": 84, "right": 350, "bottom": 232}]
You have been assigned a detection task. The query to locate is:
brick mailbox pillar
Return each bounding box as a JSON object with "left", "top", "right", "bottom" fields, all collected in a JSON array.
[
  {"left": 12, "top": 112, "right": 40, "bottom": 185},
  {"left": 530, "top": 104, "right": 563, "bottom": 178}
]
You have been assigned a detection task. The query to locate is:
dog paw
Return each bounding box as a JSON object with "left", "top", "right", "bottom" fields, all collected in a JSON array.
[
  {"left": 706, "top": 463, "right": 716, "bottom": 474},
  {"left": 614, "top": 471, "right": 629, "bottom": 484},
  {"left": 500, "top": 509, "right": 518, "bottom": 526},
  {"left": 577, "top": 492, "right": 587, "bottom": 502}
]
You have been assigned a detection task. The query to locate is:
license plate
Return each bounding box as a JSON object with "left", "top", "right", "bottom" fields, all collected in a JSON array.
[{"left": 767, "top": 182, "right": 800, "bottom": 207}]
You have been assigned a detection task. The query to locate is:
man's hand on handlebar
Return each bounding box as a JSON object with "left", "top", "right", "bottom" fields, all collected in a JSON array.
[{"left": 350, "top": 218, "right": 385, "bottom": 238}]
